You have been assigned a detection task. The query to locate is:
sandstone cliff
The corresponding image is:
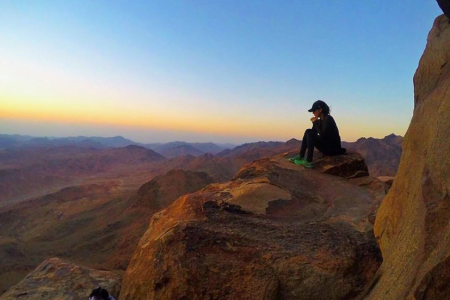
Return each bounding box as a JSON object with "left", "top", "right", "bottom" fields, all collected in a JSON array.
[
  {"left": 365, "top": 13, "right": 450, "bottom": 299},
  {"left": 119, "top": 154, "right": 383, "bottom": 300}
]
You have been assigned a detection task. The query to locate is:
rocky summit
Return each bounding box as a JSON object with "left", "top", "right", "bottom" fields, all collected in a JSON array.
[
  {"left": 0, "top": 257, "right": 121, "bottom": 300},
  {"left": 119, "top": 154, "right": 384, "bottom": 300}
]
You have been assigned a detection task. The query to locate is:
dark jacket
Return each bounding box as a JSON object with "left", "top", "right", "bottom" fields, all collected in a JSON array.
[{"left": 312, "top": 115, "right": 342, "bottom": 149}]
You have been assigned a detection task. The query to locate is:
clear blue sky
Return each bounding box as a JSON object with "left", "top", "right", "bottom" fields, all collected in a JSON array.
[{"left": 0, "top": 1, "right": 443, "bottom": 143}]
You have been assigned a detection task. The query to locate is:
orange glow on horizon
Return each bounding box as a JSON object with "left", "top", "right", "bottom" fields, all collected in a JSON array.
[
  {"left": 1, "top": 95, "right": 407, "bottom": 142},
  {"left": 1, "top": 96, "right": 288, "bottom": 139}
]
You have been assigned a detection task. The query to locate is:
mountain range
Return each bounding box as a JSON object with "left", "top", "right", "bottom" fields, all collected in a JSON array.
[
  {"left": 0, "top": 133, "right": 402, "bottom": 206},
  {"left": 0, "top": 133, "right": 402, "bottom": 177},
  {"left": 0, "top": 134, "right": 236, "bottom": 155}
]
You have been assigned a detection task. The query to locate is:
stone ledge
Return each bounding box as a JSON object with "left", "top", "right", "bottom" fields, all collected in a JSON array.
[{"left": 314, "top": 152, "right": 369, "bottom": 179}]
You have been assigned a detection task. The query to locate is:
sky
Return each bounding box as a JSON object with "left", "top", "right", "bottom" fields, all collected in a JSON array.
[{"left": 0, "top": 1, "right": 443, "bottom": 144}]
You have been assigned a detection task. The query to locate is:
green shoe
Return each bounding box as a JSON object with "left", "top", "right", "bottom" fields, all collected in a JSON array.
[
  {"left": 289, "top": 155, "right": 301, "bottom": 162},
  {"left": 303, "top": 161, "right": 314, "bottom": 168},
  {"left": 294, "top": 158, "right": 307, "bottom": 165}
]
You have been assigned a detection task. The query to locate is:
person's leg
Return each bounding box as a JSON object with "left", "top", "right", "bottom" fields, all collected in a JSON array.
[
  {"left": 299, "top": 129, "right": 312, "bottom": 159},
  {"left": 290, "top": 129, "right": 310, "bottom": 163},
  {"left": 303, "top": 135, "right": 329, "bottom": 168},
  {"left": 305, "top": 130, "right": 319, "bottom": 162}
]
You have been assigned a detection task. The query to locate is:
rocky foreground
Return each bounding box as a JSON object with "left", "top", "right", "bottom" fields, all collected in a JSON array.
[{"left": 119, "top": 153, "right": 384, "bottom": 300}]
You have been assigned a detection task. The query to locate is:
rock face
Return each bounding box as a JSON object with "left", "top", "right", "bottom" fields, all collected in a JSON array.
[
  {"left": 0, "top": 257, "right": 121, "bottom": 300},
  {"left": 119, "top": 155, "right": 383, "bottom": 300},
  {"left": 364, "top": 14, "right": 450, "bottom": 299}
]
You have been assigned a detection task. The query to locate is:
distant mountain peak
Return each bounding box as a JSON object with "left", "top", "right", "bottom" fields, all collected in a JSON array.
[{"left": 384, "top": 133, "right": 401, "bottom": 139}]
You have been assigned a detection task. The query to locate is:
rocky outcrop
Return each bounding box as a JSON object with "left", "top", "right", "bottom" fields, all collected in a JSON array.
[
  {"left": 364, "top": 14, "right": 450, "bottom": 300},
  {"left": 313, "top": 152, "right": 369, "bottom": 178},
  {"left": 119, "top": 155, "right": 383, "bottom": 300},
  {"left": 0, "top": 257, "right": 121, "bottom": 300},
  {"left": 282, "top": 151, "right": 369, "bottom": 179}
]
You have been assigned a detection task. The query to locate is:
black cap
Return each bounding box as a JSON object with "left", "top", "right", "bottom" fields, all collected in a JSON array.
[{"left": 308, "top": 100, "right": 325, "bottom": 112}]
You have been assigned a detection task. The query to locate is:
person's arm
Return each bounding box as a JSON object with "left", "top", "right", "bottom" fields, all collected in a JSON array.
[
  {"left": 312, "top": 118, "right": 322, "bottom": 135},
  {"left": 314, "top": 116, "right": 336, "bottom": 138}
]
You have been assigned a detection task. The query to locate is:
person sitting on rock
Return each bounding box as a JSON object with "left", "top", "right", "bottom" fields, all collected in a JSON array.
[
  {"left": 289, "top": 100, "right": 346, "bottom": 168},
  {"left": 89, "top": 286, "right": 115, "bottom": 300}
]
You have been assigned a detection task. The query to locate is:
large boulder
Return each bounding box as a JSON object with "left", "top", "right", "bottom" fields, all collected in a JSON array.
[
  {"left": 364, "top": 14, "right": 450, "bottom": 299},
  {"left": 119, "top": 155, "right": 382, "bottom": 300},
  {"left": 283, "top": 151, "right": 369, "bottom": 179},
  {"left": 313, "top": 152, "right": 369, "bottom": 179},
  {"left": 0, "top": 257, "right": 121, "bottom": 300}
]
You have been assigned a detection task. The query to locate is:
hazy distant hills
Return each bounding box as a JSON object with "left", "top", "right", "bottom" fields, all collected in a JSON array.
[
  {"left": 0, "top": 145, "right": 165, "bottom": 204},
  {"left": 155, "top": 144, "right": 205, "bottom": 158},
  {"left": 0, "top": 134, "right": 135, "bottom": 149},
  {"left": 343, "top": 133, "right": 403, "bottom": 177},
  {"left": 0, "top": 133, "right": 403, "bottom": 187},
  {"left": 148, "top": 141, "right": 230, "bottom": 156},
  {"left": 0, "top": 134, "right": 237, "bottom": 157},
  {"left": 0, "top": 132, "right": 402, "bottom": 206},
  {"left": 0, "top": 145, "right": 165, "bottom": 175}
]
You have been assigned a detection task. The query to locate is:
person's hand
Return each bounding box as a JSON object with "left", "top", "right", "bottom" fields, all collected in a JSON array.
[{"left": 310, "top": 116, "right": 318, "bottom": 122}]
